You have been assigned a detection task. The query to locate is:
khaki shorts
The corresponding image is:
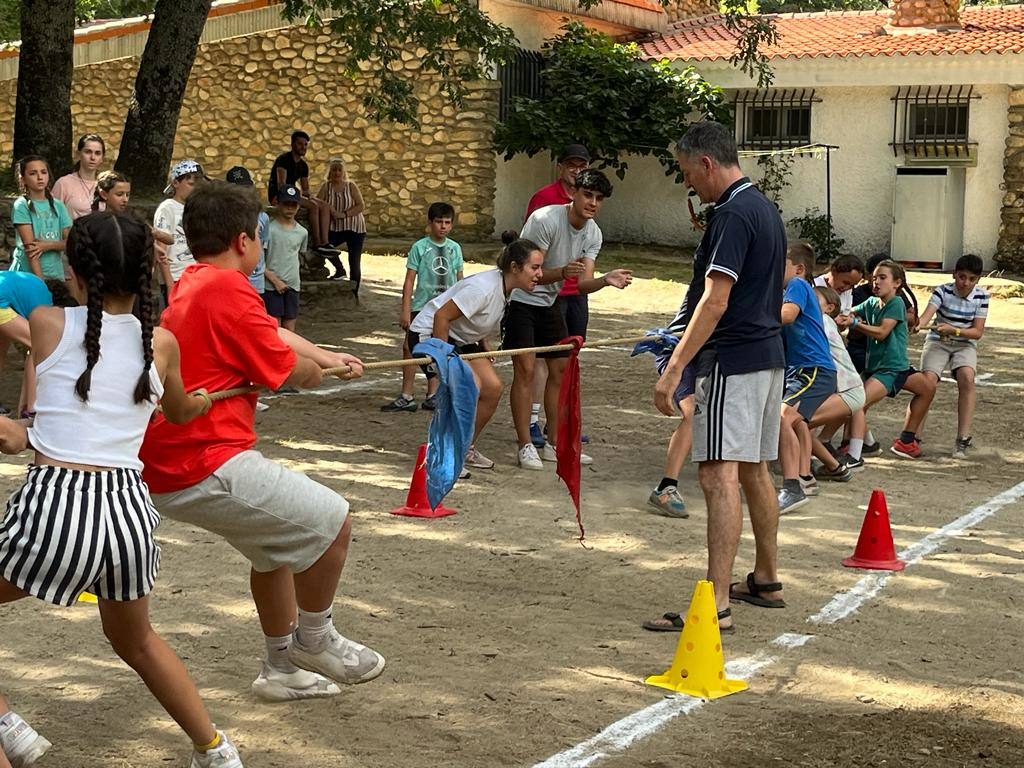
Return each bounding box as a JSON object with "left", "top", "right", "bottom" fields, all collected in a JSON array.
[
  {"left": 838, "top": 384, "right": 866, "bottom": 413},
  {"left": 692, "top": 364, "right": 784, "bottom": 464},
  {"left": 152, "top": 450, "right": 347, "bottom": 573},
  {"left": 920, "top": 338, "right": 977, "bottom": 377},
  {"left": 0, "top": 306, "right": 17, "bottom": 325}
]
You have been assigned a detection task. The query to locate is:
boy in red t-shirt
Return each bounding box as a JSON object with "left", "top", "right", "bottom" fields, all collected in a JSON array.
[{"left": 140, "top": 182, "right": 385, "bottom": 702}]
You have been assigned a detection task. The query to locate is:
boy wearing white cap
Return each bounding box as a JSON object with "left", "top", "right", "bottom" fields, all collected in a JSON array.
[{"left": 154, "top": 159, "right": 209, "bottom": 284}]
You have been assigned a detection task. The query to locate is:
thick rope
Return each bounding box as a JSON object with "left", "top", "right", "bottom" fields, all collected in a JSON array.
[{"left": 203, "top": 332, "right": 666, "bottom": 404}]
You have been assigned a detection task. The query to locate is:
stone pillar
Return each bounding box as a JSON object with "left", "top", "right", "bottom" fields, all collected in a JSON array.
[
  {"left": 891, "top": 0, "right": 960, "bottom": 28},
  {"left": 664, "top": 0, "right": 719, "bottom": 24},
  {"left": 996, "top": 87, "right": 1024, "bottom": 272}
]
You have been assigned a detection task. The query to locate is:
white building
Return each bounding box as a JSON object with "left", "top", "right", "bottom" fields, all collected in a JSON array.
[{"left": 623, "top": 3, "right": 1024, "bottom": 269}]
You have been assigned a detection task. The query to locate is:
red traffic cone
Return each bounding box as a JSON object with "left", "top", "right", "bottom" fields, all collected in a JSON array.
[
  {"left": 391, "top": 444, "right": 457, "bottom": 518},
  {"left": 842, "top": 489, "right": 905, "bottom": 571}
]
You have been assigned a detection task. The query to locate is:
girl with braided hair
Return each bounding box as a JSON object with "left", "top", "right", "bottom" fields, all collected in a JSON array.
[{"left": 0, "top": 212, "right": 246, "bottom": 767}]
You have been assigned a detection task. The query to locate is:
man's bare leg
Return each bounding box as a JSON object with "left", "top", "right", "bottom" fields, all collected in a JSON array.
[{"left": 700, "top": 459, "right": 742, "bottom": 628}]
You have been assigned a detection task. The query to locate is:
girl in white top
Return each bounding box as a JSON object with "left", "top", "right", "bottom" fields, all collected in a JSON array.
[
  {"left": 0, "top": 213, "right": 245, "bottom": 767},
  {"left": 410, "top": 234, "right": 543, "bottom": 469},
  {"left": 51, "top": 134, "right": 105, "bottom": 220}
]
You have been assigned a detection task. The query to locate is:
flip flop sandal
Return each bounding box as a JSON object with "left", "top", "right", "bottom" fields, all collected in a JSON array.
[
  {"left": 729, "top": 572, "right": 786, "bottom": 609},
  {"left": 642, "top": 607, "right": 734, "bottom": 634}
]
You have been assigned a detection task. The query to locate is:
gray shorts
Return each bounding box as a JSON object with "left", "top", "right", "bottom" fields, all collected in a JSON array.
[
  {"left": 151, "top": 450, "right": 347, "bottom": 573},
  {"left": 692, "top": 364, "right": 784, "bottom": 464},
  {"left": 838, "top": 384, "right": 866, "bottom": 413},
  {"left": 920, "top": 338, "right": 977, "bottom": 377}
]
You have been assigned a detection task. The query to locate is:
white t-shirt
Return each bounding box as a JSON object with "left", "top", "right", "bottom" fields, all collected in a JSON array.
[
  {"left": 813, "top": 274, "right": 853, "bottom": 314},
  {"left": 513, "top": 204, "right": 601, "bottom": 308},
  {"left": 153, "top": 198, "right": 194, "bottom": 282},
  {"left": 822, "top": 314, "right": 862, "bottom": 394},
  {"left": 410, "top": 269, "right": 507, "bottom": 346}
]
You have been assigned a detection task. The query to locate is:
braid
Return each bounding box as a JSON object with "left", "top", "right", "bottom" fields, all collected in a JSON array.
[
  {"left": 133, "top": 228, "right": 156, "bottom": 404},
  {"left": 73, "top": 226, "right": 105, "bottom": 403},
  {"left": 45, "top": 187, "right": 56, "bottom": 216}
]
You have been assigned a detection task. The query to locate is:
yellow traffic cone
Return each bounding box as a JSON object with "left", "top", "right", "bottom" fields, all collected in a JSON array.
[
  {"left": 77, "top": 591, "right": 98, "bottom": 604},
  {"left": 645, "top": 580, "right": 748, "bottom": 699}
]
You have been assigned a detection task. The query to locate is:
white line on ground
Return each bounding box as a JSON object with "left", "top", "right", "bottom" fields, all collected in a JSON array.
[{"left": 532, "top": 479, "right": 1024, "bottom": 768}]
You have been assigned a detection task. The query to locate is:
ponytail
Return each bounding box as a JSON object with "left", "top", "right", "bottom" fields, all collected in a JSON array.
[{"left": 497, "top": 230, "right": 541, "bottom": 272}]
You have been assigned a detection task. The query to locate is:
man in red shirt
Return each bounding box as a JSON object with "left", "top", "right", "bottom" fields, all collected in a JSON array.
[
  {"left": 141, "top": 182, "right": 385, "bottom": 703},
  {"left": 523, "top": 145, "right": 591, "bottom": 448}
]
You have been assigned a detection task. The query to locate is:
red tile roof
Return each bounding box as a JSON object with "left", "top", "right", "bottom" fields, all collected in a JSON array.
[{"left": 639, "top": 5, "right": 1024, "bottom": 61}]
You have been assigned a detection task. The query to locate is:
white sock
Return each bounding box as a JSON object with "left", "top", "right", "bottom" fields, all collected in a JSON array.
[
  {"left": 848, "top": 438, "right": 864, "bottom": 461},
  {"left": 265, "top": 632, "right": 298, "bottom": 673},
  {"left": 296, "top": 607, "right": 333, "bottom": 650},
  {"left": 530, "top": 403, "right": 540, "bottom": 425},
  {"left": 865, "top": 429, "right": 876, "bottom": 445}
]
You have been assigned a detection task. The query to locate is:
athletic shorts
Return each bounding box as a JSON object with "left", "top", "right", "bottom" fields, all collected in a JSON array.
[
  {"left": 692, "top": 364, "right": 784, "bottom": 464},
  {"left": 783, "top": 366, "right": 838, "bottom": 422},
  {"left": 263, "top": 288, "right": 300, "bottom": 320},
  {"left": 152, "top": 450, "right": 347, "bottom": 573},
  {"left": 866, "top": 368, "right": 916, "bottom": 398},
  {"left": 920, "top": 338, "right": 977, "bottom": 377},
  {"left": 838, "top": 384, "right": 866, "bottom": 413},
  {"left": 405, "top": 329, "right": 485, "bottom": 380},
  {"left": 675, "top": 361, "right": 698, "bottom": 401},
  {"left": 0, "top": 465, "right": 161, "bottom": 606},
  {"left": 0, "top": 306, "right": 17, "bottom": 325},
  {"left": 501, "top": 299, "right": 569, "bottom": 359},
  {"left": 558, "top": 294, "right": 589, "bottom": 340}
]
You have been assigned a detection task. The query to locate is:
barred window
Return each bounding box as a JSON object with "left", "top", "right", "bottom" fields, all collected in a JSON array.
[
  {"left": 891, "top": 85, "right": 979, "bottom": 159},
  {"left": 734, "top": 90, "right": 818, "bottom": 150},
  {"left": 497, "top": 49, "right": 544, "bottom": 122}
]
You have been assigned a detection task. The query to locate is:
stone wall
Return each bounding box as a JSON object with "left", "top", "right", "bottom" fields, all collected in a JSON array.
[
  {"left": 890, "top": 0, "right": 961, "bottom": 28},
  {"left": 0, "top": 23, "right": 500, "bottom": 239},
  {"left": 996, "top": 87, "right": 1024, "bottom": 272},
  {"left": 664, "top": 0, "right": 718, "bottom": 24}
]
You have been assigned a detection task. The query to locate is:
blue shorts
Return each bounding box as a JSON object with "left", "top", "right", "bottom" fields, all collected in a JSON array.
[
  {"left": 783, "top": 366, "right": 838, "bottom": 421},
  {"left": 263, "top": 288, "right": 299, "bottom": 320}
]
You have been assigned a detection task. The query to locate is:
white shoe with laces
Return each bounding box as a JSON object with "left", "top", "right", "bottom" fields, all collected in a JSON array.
[
  {"left": 517, "top": 444, "right": 543, "bottom": 470},
  {"left": 251, "top": 662, "right": 341, "bottom": 702},
  {"left": 189, "top": 731, "right": 243, "bottom": 768},
  {"left": 289, "top": 628, "right": 386, "bottom": 685},
  {"left": 542, "top": 442, "right": 593, "bottom": 465},
  {"left": 0, "top": 712, "right": 51, "bottom": 768},
  {"left": 465, "top": 446, "right": 495, "bottom": 469}
]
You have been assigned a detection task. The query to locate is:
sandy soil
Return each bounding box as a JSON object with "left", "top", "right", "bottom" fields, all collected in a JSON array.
[{"left": 1, "top": 251, "right": 1023, "bottom": 767}]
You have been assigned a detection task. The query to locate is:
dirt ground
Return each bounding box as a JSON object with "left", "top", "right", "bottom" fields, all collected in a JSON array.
[{"left": 1, "top": 250, "right": 1023, "bottom": 767}]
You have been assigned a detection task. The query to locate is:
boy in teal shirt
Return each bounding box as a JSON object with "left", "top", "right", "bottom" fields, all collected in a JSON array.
[{"left": 382, "top": 202, "right": 464, "bottom": 412}]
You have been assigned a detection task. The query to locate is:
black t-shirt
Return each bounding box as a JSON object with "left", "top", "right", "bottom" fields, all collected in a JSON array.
[
  {"left": 683, "top": 178, "right": 786, "bottom": 376},
  {"left": 268, "top": 151, "right": 309, "bottom": 202}
]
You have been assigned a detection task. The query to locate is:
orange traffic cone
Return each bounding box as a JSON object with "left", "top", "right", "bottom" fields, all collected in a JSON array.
[
  {"left": 842, "top": 489, "right": 905, "bottom": 571},
  {"left": 391, "top": 444, "right": 457, "bottom": 518}
]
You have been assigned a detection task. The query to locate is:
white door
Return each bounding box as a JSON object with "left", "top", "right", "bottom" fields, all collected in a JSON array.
[{"left": 891, "top": 168, "right": 947, "bottom": 267}]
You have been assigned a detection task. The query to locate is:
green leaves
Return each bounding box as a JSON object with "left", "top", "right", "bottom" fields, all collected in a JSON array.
[
  {"left": 790, "top": 207, "right": 845, "bottom": 263},
  {"left": 493, "top": 22, "right": 729, "bottom": 181},
  {"left": 282, "top": 0, "right": 517, "bottom": 126}
]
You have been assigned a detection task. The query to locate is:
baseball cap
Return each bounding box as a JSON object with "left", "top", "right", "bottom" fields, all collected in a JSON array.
[
  {"left": 163, "top": 159, "right": 209, "bottom": 195},
  {"left": 559, "top": 144, "right": 590, "bottom": 163},
  {"left": 225, "top": 166, "right": 254, "bottom": 185},
  {"left": 277, "top": 185, "right": 301, "bottom": 203}
]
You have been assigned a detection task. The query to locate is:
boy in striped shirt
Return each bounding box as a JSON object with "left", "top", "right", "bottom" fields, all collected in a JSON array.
[{"left": 917, "top": 254, "right": 989, "bottom": 458}]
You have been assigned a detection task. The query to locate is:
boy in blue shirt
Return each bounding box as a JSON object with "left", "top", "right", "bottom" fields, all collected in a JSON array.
[
  {"left": 382, "top": 202, "right": 464, "bottom": 412},
  {"left": 778, "top": 243, "right": 838, "bottom": 514}
]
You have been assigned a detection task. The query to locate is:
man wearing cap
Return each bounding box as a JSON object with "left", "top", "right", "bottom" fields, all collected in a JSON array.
[
  {"left": 522, "top": 145, "right": 591, "bottom": 448},
  {"left": 268, "top": 130, "right": 333, "bottom": 255}
]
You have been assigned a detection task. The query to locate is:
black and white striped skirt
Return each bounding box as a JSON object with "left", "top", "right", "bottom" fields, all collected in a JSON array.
[{"left": 0, "top": 465, "right": 161, "bottom": 606}]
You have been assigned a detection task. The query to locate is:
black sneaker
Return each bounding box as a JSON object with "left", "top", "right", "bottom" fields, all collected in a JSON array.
[
  {"left": 422, "top": 394, "right": 438, "bottom": 411},
  {"left": 381, "top": 394, "right": 417, "bottom": 413},
  {"left": 815, "top": 460, "right": 852, "bottom": 482},
  {"left": 861, "top": 441, "right": 881, "bottom": 457},
  {"left": 328, "top": 270, "right": 347, "bottom": 281},
  {"left": 844, "top": 455, "right": 866, "bottom": 472},
  {"left": 952, "top": 436, "right": 972, "bottom": 459}
]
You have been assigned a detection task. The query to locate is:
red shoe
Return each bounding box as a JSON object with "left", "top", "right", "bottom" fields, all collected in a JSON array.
[{"left": 890, "top": 438, "right": 921, "bottom": 459}]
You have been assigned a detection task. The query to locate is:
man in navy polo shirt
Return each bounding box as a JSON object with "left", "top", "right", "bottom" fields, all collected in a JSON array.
[{"left": 645, "top": 121, "right": 786, "bottom": 635}]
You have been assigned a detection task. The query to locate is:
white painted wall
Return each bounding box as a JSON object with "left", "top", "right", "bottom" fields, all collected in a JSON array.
[{"left": 494, "top": 153, "right": 553, "bottom": 234}]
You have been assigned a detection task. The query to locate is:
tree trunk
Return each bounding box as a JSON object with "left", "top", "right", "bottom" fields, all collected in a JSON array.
[
  {"left": 115, "top": 0, "right": 212, "bottom": 196},
  {"left": 13, "top": 0, "right": 75, "bottom": 175}
]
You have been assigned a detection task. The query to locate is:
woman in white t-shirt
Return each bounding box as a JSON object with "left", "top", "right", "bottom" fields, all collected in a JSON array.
[{"left": 409, "top": 233, "right": 543, "bottom": 469}]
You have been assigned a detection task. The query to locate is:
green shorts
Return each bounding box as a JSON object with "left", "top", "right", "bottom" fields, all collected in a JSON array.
[{"left": 866, "top": 368, "right": 915, "bottom": 398}]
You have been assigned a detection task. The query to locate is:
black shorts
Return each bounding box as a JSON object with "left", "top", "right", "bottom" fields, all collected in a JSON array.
[
  {"left": 558, "top": 293, "right": 589, "bottom": 340},
  {"left": 501, "top": 300, "right": 569, "bottom": 359},
  {"left": 405, "top": 329, "right": 485, "bottom": 379},
  {"left": 263, "top": 288, "right": 299, "bottom": 320}
]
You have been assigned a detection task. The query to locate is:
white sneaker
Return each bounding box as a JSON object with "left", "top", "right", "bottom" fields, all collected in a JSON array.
[
  {"left": 542, "top": 443, "right": 593, "bottom": 465},
  {"left": 517, "top": 444, "right": 543, "bottom": 470},
  {"left": 189, "top": 731, "right": 243, "bottom": 768},
  {"left": 289, "top": 628, "right": 385, "bottom": 685},
  {"left": 251, "top": 662, "right": 342, "bottom": 702},
  {"left": 0, "top": 712, "right": 51, "bottom": 768},
  {"left": 465, "top": 446, "right": 495, "bottom": 469},
  {"left": 255, "top": 401, "right": 270, "bottom": 412}
]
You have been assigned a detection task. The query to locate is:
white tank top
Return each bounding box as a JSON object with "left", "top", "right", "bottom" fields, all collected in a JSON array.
[{"left": 28, "top": 306, "right": 163, "bottom": 470}]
